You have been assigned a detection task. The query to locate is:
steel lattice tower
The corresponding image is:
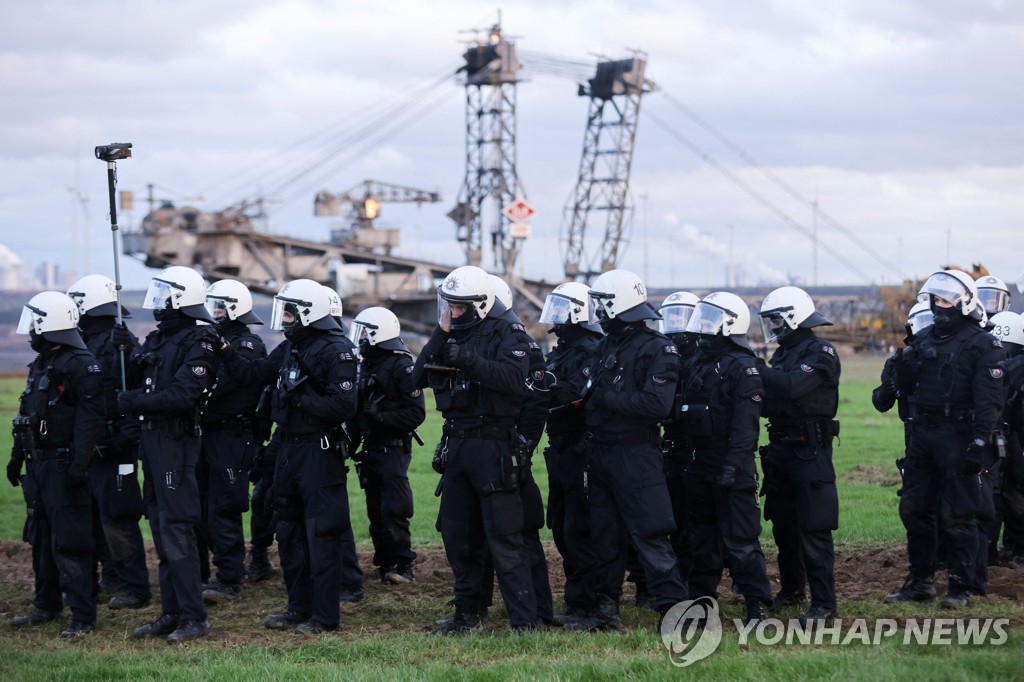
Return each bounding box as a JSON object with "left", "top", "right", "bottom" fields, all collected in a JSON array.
[
  {"left": 563, "top": 55, "right": 654, "bottom": 281},
  {"left": 449, "top": 24, "right": 525, "bottom": 275}
]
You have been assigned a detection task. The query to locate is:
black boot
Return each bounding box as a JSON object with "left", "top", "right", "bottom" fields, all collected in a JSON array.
[
  {"left": 564, "top": 595, "right": 623, "bottom": 632},
  {"left": 431, "top": 609, "right": 484, "bottom": 636},
  {"left": 552, "top": 606, "right": 588, "bottom": 626},
  {"left": 11, "top": 608, "right": 62, "bottom": 628},
  {"left": 883, "top": 576, "right": 937, "bottom": 604},
  {"left": 133, "top": 614, "right": 179, "bottom": 639},
  {"left": 744, "top": 598, "right": 769, "bottom": 626},
  {"left": 245, "top": 547, "right": 277, "bottom": 583},
  {"left": 166, "top": 619, "right": 211, "bottom": 644}
]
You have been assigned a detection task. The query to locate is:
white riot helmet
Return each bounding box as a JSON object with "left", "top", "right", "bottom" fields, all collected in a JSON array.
[
  {"left": 905, "top": 300, "right": 934, "bottom": 337},
  {"left": 143, "top": 265, "right": 214, "bottom": 322},
  {"left": 349, "top": 307, "right": 407, "bottom": 351},
  {"left": 976, "top": 275, "right": 1011, "bottom": 315},
  {"left": 917, "top": 270, "right": 983, "bottom": 321},
  {"left": 588, "top": 269, "right": 659, "bottom": 323},
  {"left": 17, "top": 291, "right": 86, "bottom": 349},
  {"left": 67, "top": 273, "right": 129, "bottom": 318},
  {"left": 438, "top": 265, "right": 494, "bottom": 332},
  {"left": 686, "top": 291, "right": 751, "bottom": 348},
  {"left": 989, "top": 311, "right": 1024, "bottom": 349},
  {"left": 658, "top": 291, "right": 700, "bottom": 335},
  {"left": 487, "top": 274, "right": 513, "bottom": 318},
  {"left": 322, "top": 286, "right": 344, "bottom": 320},
  {"left": 270, "top": 279, "right": 338, "bottom": 332},
  {"left": 540, "top": 281, "right": 593, "bottom": 326},
  {"left": 206, "top": 279, "right": 263, "bottom": 325},
  {"left": 759, "top": 286, "right": 831, "bottom": 344}
]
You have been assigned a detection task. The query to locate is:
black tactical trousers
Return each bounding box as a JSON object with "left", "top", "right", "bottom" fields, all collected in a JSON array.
[
  {"left": 761, "top": 442, "right": 838, "bottom": 609},
  {"left": 663, "top": 453, "right": 690, "bottom": 579},
  {"left": 587, "top": 439, "right": 688, "bottom": 611},
  {"left": 250, "top": 436, "right": 280, "bottom": 551},
  {"left": 438, "top": 435, "right": 537, "bottom": 627},
  {"left": 197, "top": 428, "right": 255, "bottom": 586},
  {"left": 30, "top": 453, "right": 99, "bottom": 624},
  {"left": 359, "top": 445, "right": 416, "bottom": 570},
  {"left": 88, "top": 457, "right": 150, "bottom": 600},
  {"left": 681, "top": 471, "right": 772, "bottom": 604},
  {"left": 900, "top": 423, "right": 991, "bottom": 594},
  {"left": 21, "top": 463, "right": 63, "bottom": 614},
  {"left": 274, "top": 438, "right": 350, "bottom": 629},
  {"left": 545, "top": 443, "right": 595, "bottom": 612},
  {"left": 140, "top": 429, "right": 207, "bottom": 622},
  {"left": 519, "top": 466, "right": 553, "bottom": 623}
]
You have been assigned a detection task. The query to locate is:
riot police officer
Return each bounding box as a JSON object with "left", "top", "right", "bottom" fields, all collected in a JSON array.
[
  {"left": 117, "top": 266, "right": 219, "bottom": 643},
  {"left": 568, "top": 269, "right": 689, "bottom": 631},
  {"left": 490, "top": 274, "right": 555, "bottom": 625},
  {"left": 66, "top": 274, "right": 151, "bottom": 611},
  {"left": 539, "top": 282, "right": 602, "bottom": 625},
  {"left": 10, "top": 291, "right": 106, "bottom": 637},
  {"left": 197, "top": 279, "right": 267, "bottom": 605},
  {"left": 678, "top": 292, "right": 773, "bottom": 623},
  {"left": 757, "top": 285, "right": 841, "bottom": 624},
  {"left": 412, "top": 265, "right": 537, "bottom": 634},
  {"left": 977, "top": 275, "right": 1012, "bottom": 318},
  {"left": 349, "top": 307, "right": 425, "bottom": 584},
  {"left": 221, "top": 279, "right": 359, "bottom": 634},
  {"left": 884, "top": 270, "right": 1005, "bottom": 607},
  {"left": 657, "top": 291, "right": 700, "bottom": 583},
  {"left": 323, "top": 285, "right": 365, "bottom": 604},
  {"left": 994, "top": 312, "right": 1024, "bottom": 568}
]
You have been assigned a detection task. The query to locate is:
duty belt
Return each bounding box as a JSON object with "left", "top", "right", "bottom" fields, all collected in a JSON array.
[
  {"left": 908, "top": 409, "right": 971, "bottom": 426},
  {"left": 203, "top": 417, "right": 253, "bottom": 433},
  {"left": 364, "top": 437, "right": 407, "bottom": 449},
  {"left": 27, "top": 447, "right": 71, "bottom": 461},
  {"left": 589, "top": 429, "right": 660, "bottom": 445},
  {"left": 140, "top": 418, "right": 189, "bottom": 432},
  {"left": 443, "top": 420, "right": 514, "bottom": 441},
  {"left": 283, "top": 431, "right": 328, "bottom": 444}
]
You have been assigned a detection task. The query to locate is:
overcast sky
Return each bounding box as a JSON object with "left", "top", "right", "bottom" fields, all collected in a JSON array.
[{"left": 1, "top": 0, "right": 1021, "bottom": 292}]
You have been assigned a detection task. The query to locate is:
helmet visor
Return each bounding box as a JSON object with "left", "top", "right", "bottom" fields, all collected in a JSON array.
[
  {"left": 438, "top": 295, "right": 474, "bottom": 332},
  {"left": 270, "top": 297, "right": 304, "bottom": 331},
  {"left": 658, "top": 303, "right": 696, "bottom": 334},
  {"left": 348, "top": 319, "right": 376, "bottom": 346},
  {"left": 760, "top": 312, "right": 789, "bottom": 344},
  {"left": 143, "top": 278, "right": 178, "bottom": 310},
  {"left": 977, "top": 288, "right": 1009, "bottom": 315},
  {"left": 685, "top": 302, "right": 732, "bottom": 336},
  {"left": 1017, "top": 271, "right": 1024, "bottom": 296},
  {"left": 539, "top": 294, "right": 575, "bottom": 325},
  {"left": 205, "top": 296, "right": 232, "bottom": 322},
  {"left": 907, "top": 308, "right": 934, "bottom": 336},
  {"left": 16, "top": 304, "right": 43, "bottom": 335},
  {"left": 917, "top": 272, "right": 970, "bottom": 309}
]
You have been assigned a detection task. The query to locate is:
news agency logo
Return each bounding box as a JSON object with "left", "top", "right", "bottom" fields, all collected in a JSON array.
[
  {"left": 659, "top": 597, "right": 723, "bottom": 667},
  {"left": 659, "top": 597, "right": 1011, "bottom": 667}
]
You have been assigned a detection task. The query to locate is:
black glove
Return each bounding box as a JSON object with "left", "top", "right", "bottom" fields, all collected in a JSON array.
[
  {"left": 363, "top": 398, "right": 383, "bottom": 424},
  {"left": 431, "top": 442, "right": 446, "bottom": 475},
  {"left": 110, "top": 322, "right": 134, "bottom": 353},
  {"left": 440, "top": 342, "right": 475, "bottom": 368},
  {"left": 7, "top": 456, "right": 23, "bottom": 487},
  {"left": 197, "top": 326, "right": 225, "bottom": 350},
  {"left": 962, "top": 439, "right": 987, "bottom": 476},
  {"left": 716, "top": 464, "right": 737, "bottom": 489},
  {"left": 117, "top": 389, "right": 141, "bottom": 413}
]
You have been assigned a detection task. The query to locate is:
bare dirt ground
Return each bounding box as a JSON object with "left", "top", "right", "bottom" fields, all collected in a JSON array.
[{"left": 2, "top": 538, "right": 1022, "bottom": 631}]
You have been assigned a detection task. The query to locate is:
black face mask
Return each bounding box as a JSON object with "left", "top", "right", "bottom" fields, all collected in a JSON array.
[
  {"left": 29, "top": 331, "right": 50, "bottom": 353},
  {"left": 284, "top": 324, "right": 316, "bottom": 344},
  {"left": 695, "top": 335, "right": 731, "bottom": 356},
  {"left": 670, "top": 332, "right": 695, "bottom": 350},
  {"left": 929, "top": 298, "right": 964, "bottom": 331},
  {"left": 598, "top": 316, "right": 630, "bottom": 336}
]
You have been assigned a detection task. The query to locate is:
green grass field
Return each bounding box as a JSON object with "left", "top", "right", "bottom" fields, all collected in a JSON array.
[{"left": 1, "top": 356, "right": 1023, "bottom": 680}]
